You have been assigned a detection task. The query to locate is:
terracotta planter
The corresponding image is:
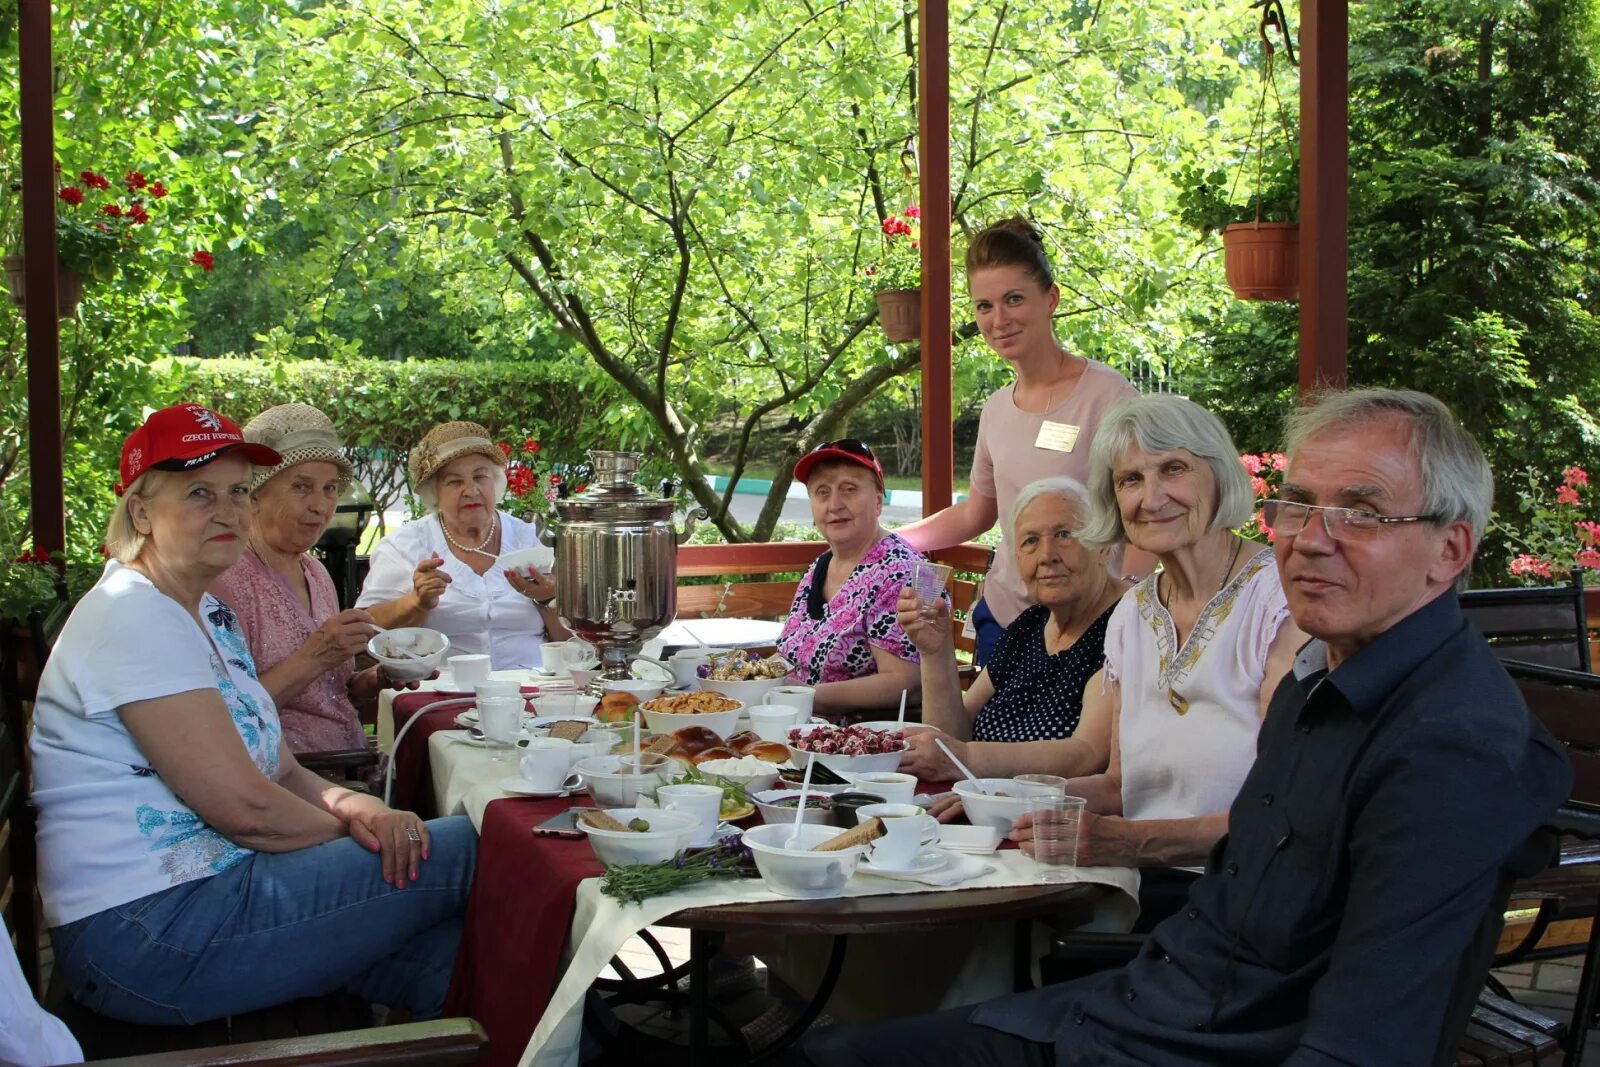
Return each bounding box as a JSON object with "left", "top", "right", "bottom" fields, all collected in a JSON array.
[
  {"left": 2, "top": 254, "right": 85, "bottom": 318},
  {"left": 874, "top": 288, "right": 921, "bottom": 343},
  {"left": 1220, "top": 221, "right": 1299, "bottom": 301}
]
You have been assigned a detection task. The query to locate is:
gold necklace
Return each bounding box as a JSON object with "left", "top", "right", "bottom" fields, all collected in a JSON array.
[{"left": 439, "top": 510, "right": 498, "bottom": 556}]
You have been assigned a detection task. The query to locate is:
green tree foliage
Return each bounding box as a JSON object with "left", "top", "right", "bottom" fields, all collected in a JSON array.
[{"left": 1188, "top": 0, "right": 1600, "bottom": 576}]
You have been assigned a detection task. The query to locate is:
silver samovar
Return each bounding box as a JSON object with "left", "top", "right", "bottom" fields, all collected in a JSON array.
[{"left": 537, "top": 450, "right": 705, "bottom": 680}]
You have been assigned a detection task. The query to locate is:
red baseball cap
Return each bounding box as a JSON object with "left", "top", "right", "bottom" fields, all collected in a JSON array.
[
  {"left": 118, "top": 404, "right": 282, "bottom": 493},
  {"left": 793, "top": 438, "right": 885, "bottom": 486}
]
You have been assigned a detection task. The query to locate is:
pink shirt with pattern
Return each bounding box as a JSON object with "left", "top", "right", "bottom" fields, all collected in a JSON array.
[
  {"left": 777, "top": 533, "right": 921, "bottom": 685},
  {"left": 211, "top": 550, "right": 364, "bottom": 754}
]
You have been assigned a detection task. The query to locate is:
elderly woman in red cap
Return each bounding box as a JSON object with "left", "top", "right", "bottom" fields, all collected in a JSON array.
[
  {"left": 777, "top": 439, "right": 924, "bottom": 715},
  {"left": 357, "top": 420, "right": 569, "bottom": 669},
  {"left": 211, "top": 403, "right": 408, "bottom": 757},
  {"left": 30, "top": 404, "right": 475, "bottom": 1027}
]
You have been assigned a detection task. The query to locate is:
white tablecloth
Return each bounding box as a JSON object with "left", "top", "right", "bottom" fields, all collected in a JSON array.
[{"left": 427, "top": 726, "right": 1141, "bottom": 1067}]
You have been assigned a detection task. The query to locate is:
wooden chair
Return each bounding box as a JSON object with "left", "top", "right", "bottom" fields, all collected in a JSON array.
[
  {"left": 88, "top": 1018, "right": 487, "bottom": 1065},
  {"left": 1459, "top": 573, "right": 1591, "bottom": 672}
]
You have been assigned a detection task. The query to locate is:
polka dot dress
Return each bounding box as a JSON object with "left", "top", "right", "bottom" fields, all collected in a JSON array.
[{"left": 971, "top": 602, "right": 1114, "bottom": 742}]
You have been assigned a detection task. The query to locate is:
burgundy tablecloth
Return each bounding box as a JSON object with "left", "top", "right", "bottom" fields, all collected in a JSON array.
[{"left": 388, "top": 690, "right": 480, "bottom": 815}]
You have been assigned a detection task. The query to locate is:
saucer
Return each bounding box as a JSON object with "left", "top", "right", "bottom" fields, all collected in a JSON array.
[
  {"left": 497, "top": 776, "right": 584, "bottom": 798},
  {"left": 860, "top": 849, "right": 949, "bottom": 876}
]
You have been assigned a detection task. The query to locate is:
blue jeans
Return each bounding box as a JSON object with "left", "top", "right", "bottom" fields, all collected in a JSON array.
[
  {"left": 971, "top": 597, "right": 1005, "bottom": 667},
  {"left": 50, "top": 815, "right": 477, "bottom": 1026}
]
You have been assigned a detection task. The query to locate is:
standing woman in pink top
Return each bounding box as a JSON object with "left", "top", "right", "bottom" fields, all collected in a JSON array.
[{"left": 898, "top": 218, "right": 1142, "bottom": 663}]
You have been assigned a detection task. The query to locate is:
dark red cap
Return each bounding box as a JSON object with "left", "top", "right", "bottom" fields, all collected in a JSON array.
[
  {"left": 793, "top": 438, "right": 885, "bottom": 486},
  {"left": 118, "top": 404, "right": 282, "bottom": 493}
]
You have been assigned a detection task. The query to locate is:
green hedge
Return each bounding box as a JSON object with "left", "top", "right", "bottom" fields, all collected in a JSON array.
[{"left": 159, "top": 358, "right": 613, "bottom": 522}]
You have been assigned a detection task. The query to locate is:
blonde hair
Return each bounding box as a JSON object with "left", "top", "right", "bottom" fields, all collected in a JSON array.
[{"left": 103, "top": 470, "right": 172, "bottom": 563}]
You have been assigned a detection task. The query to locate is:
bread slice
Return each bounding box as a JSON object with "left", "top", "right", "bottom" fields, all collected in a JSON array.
[
  {"left": 811, "top": 816, "right": 885, "bottom": 852},
  {"left": 548, "top": 720, "right": 590, "bottom": 742},
  {"left": 645, "top": 734, "right": 678, "bottom": 757},
  {"left": 579, "top": 809, "right": 632, "bottom": 833}
]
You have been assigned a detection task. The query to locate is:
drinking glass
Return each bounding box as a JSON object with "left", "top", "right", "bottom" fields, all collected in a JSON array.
[
  {"left": 478, "top": 695, "right": 524, "bottom": 762},
  {"left": 1029, "top": 795, "right": 1086, "bottom": 883},
  {"left": 910, "top": 561, "right": 952, "bottom": 616},
  {"left": 1014, "top": 773, "right": 1068, "bottom": 798}
]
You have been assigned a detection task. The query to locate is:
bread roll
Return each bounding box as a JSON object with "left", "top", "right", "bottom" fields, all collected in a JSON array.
[
  {"left": 672, "top": 725, "right": 723, "bottom": 757},
  {"left": 725, "top": 730, "right": 762, "bottom": 754},
  {"left": 598, "top": 691, "right": 640, "bottom": 723},
  {"left": 747, "top": 740, "right": 792, "bottom": 764},
  {"left": 691, "top": 746, "right": 737, "bottom": 765}
]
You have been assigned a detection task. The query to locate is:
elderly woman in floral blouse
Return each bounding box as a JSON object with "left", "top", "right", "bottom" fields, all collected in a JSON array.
[
  {"left": 211, "top": 404, "right": 407, "bottom": 756},
  {"left": 776, "top": 439, "right": 923, "bottom": 715}
]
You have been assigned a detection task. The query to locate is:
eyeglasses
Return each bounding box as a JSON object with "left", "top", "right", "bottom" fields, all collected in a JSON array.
[{"left": 1263, "top": 499, "right": 1442, "bottom": 542}]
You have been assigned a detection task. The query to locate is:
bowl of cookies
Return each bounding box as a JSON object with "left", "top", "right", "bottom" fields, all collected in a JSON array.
[{"left": 640, "top": 691, "right": 744, "bottom": 739}]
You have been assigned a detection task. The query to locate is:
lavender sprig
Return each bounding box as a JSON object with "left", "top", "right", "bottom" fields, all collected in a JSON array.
[{"left": 600, "top": 835, "right": 759, "bottom": 905}]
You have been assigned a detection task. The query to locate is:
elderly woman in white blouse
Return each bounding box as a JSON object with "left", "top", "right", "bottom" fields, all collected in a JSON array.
[{"left": 357, "top": 421, "right": 570, "bottom": 669}]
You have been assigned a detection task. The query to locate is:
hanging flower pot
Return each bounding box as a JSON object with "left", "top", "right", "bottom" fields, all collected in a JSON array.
[
  {"left": 3, "top": 255, "right": 85, "bottom": 318},
  {"left": 875, "top": 288, "right": 921, "bottom": 343},
  {"left": 1221, "top": 221, "right": 1299, "bottom": 301}
]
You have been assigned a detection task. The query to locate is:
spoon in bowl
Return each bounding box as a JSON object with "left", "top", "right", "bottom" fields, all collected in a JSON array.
[{"left": 935, "top": 737, "right": 990, "bottom": 796}]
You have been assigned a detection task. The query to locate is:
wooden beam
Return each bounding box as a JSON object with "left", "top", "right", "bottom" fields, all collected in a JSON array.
[
  {"left": 19, "top": 0, "right": 65, "bottom": 556},
  {"left": 917, "top": 0, "right": 954, "bottom": 515},
  {"left": 676, "top": 542, "right": 827, "bottom": 578},
  {"left": 1297, "top": 0, "right": 1349, "bottom": 394}
]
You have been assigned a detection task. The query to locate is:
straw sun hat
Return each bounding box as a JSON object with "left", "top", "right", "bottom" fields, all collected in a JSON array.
[
  {"left": 408, "top": 421, "right": 505, "bottom": 489},
  {"left": 242, "top": 403, "right": 355, "bottom": 493}
]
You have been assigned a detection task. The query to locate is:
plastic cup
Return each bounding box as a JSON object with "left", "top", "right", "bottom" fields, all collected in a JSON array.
[
  {"left": 478, "top": 695, "right": 524, "bottom": 761},
  {"left": 1014, "top": 773, "right": 1068, "bottom": 798},
  {"left": 911, "top": 561, "right": 953, "bottom": 615},
  {"left": 1029, "top": 795, "right": 1086, "bottom": 882}
]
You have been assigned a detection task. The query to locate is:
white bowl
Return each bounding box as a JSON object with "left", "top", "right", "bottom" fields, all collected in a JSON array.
[
  {"left": 601, "top": 678, "right": 667, "bottom": 703},
  {"left": 367, "top": 627, "right": 451, "bottom": 682},
  {"left": 639, "top": 702, "right": 743, "bottom": 741},
  {"left": 498, "top": 546, "right": 551, "bottom": 574},
  {"left": 952, "top": 778, "right": 1035, "bottom": 835},
  {"left": 579, "top": 806, "right": 699, "bottom": 866},
  {"left": 531, "top": 692, "right": 599, "bottom": 719},
  {"left": 753, "top": 789, "right": 837, "bottom": 826},
  {"left": 695, "top": 759, "right": 780, "bottom": 795},
  {"left": 786, "top": 724, "right": 906, "bottom": 776},
  {"left": 742, "top": 822, "right": 867, "bottom": 898},
  {"left": 574, "top": 754, "right": 671, "bottom": 807}
]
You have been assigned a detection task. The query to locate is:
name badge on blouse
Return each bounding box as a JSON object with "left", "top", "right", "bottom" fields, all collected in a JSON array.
[{"left": 1034, "top": 421, "right": 1081, "bottom": 453}]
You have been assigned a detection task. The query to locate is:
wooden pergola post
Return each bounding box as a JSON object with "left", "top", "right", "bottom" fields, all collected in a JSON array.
[
  {"left": 917, "top": 0, "right": 955, "bottom": 518},
  {"left": 1297, "top": 0, "right": 1349, "bottom": 393},
  {"left": 18, "top": 0, "right": 65, "bottom": 558}
]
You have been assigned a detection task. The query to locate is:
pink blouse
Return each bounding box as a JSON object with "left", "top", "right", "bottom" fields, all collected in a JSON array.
[{"left": 211, "top": 550, "right": 364, "bottom": 754}]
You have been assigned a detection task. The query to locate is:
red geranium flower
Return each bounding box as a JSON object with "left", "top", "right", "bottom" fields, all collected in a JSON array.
[
  {"left": 58, "top": 186, "right": 85, "bottom": 205},
  {"left": 126, "top": 202, "right": 150, "bottom": 225},
  {"left": 522, "top": 438, "right": 540, "bottom": 455},
  {"left": 904, "top": 204, "right": 921, "bottom": 220},
  {"left": 81, "top": 171, "right": 111, "bottom": 190},
  {"left": 149, "top": 181, "right": 168, "bottom": 199},
  {"left": 189, "top": 250, "right": 214, "bottom": 271},
  {"left": 124, "top": 170, "right": 148, "bottom": 191},
  {"left": 102, "top": 203, "right": 124, "bottom": 218},
  {"left": 1557, "top": 485, "right": 1581, "bottom": 506}
]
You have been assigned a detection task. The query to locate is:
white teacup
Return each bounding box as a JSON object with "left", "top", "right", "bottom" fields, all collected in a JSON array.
[
  {"left": 446, "top": 654, "right": 491, "bottom": 690},
  {"left": 850, "top": 771, "right": 917, "bottom": 806},
  {"left": 520, "top": 737, "right": 578, "bottom": 792},
  {"left": 749, "top": 702, "right": 804, "bottom": 742},
  {"left": 657, "top": 783, "right": 724, "bottom": 847},
  {"left": 766, "top": 685, "right": 816, "bottom": 718},
  {"left": 857, "top": 803, "right": 940, "bottom": 868},
  {"left": 668, "top": 648, "right": 711, "bottom": 689},
  {"left": 539, "top": 641, "right": 572, "bottom": 673}
]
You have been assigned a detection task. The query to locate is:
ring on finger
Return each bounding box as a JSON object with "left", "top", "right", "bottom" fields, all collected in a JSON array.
[{"left": 406, "top": 827, "right": 422, "bottom": 843}]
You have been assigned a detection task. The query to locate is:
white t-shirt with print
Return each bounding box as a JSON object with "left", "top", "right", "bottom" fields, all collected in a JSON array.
[
  {"left": 30, "top": 560, "right": 282, "bottom": 928},
  {"left": 356, "top": 510, "right": 552, "bottom": 669}
]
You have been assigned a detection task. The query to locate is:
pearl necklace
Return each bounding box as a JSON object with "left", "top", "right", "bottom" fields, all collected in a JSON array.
[{"left": 439, "top": 510, "right": 498, "bottom": 556}]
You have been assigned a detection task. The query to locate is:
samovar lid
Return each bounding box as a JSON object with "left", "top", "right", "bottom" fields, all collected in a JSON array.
[{"left": 552, "top": 450, "right": 675, "bottom": 521}]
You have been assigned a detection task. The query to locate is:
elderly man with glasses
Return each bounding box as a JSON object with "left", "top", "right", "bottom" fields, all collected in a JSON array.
[{"left": 802, "top": 388, "right": 1570, "bottom": 1067}]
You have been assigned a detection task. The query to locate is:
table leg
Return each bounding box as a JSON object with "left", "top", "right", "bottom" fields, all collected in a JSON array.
[
  {"left": 747, "top": 934, "right": 849, "bottom": 1065},
  {"left": 689, "top": 930, "right": 714, "bottom": 1066}
]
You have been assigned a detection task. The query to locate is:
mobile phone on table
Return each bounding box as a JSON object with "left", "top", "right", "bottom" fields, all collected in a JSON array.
[{"left": 532, "top": 808, "right": 587, "bottom": 840}]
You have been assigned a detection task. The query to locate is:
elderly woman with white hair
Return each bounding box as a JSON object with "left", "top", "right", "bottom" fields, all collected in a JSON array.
[
  {"left": 895, "top": 476, "right": 1125, "bottom": 782},
  {"left": 357, "top": 421, "right": 570, "bottom": 669},
  {"left": 938, "top": 395, "right": 1307, "bottom": 923}
]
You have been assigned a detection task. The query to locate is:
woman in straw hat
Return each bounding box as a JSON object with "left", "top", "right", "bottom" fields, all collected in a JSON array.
[
  {"left": 32, "top": 403, "right": 474, "bottom": 1027},
  {"left": 357, "top": 420, "right": 569, "bottom": 669},
  {"left": 212, "top": 403, "right": 413, "bottom": 757}
]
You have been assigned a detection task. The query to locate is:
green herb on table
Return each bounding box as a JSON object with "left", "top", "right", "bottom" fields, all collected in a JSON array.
[{"left": 599, "top": 835, "right": 759, "bottom": 904}]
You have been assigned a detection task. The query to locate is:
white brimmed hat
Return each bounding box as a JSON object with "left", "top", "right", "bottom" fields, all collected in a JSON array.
[
  {"left": 408, "top": 420, "right": 504, "bottom": 489},
  {"left": 242, "top": 403, "right": 355, "bottom": 492}
]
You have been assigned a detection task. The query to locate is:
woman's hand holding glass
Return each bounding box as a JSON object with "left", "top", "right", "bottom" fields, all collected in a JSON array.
[
  {"left": 1010, "top": 808, "right": 1130, "bottom": 867},
  {"left": 895, "top": 586, "right": 953, "bottom": 657}
]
